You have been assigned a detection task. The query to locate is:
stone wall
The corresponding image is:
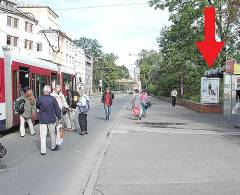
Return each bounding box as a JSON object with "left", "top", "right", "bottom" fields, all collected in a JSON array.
[{"left": 157, "top": 96, "right": 223, "bottom": 114}]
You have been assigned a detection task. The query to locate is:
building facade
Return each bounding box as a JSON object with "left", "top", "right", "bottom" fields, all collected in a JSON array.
[{"left": 0, "top": 0, "right": 92, "bottom": 93}]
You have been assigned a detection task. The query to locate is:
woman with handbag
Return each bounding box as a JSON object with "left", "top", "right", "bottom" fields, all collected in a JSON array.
[
  {"left": 131, "top": 89, "right": 142, "bottom": 120},
  {"left": 77, "top": 90, "right": 90, "bottom": 136},
  {"left": 19, "top": 88, "right": 36, "bottom": 137}
]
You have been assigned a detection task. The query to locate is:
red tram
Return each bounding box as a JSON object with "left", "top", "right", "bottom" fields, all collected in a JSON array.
[{"left": 0, "top": 49, "right": 76, "bottom": 131}]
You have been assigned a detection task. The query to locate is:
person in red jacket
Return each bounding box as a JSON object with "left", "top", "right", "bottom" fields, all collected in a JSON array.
[{"left": 101, "top": 87, "right": 114, "bottom": 120}]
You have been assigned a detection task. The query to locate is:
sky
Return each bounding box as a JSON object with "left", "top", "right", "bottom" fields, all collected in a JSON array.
[{"left": 16, "top": 0, "right": 170, "bottom": 76}]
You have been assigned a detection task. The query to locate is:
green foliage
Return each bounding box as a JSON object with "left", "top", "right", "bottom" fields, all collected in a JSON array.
[
  {"left": 140, "top": 0, "right": 240, "bottom": 100},
  {"left": 74, "top": 37, "right": 130, "bottom": 91},
  {"left": 74, "top": 37, "right": 103, "bottom": 61}
]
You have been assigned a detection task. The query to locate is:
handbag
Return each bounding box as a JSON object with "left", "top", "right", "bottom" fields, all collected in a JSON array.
[
  {"left": 56, "top": 123, "right": 64, "bottom": 145},
  {"left": 32, "top": 112, "right": 38, "bottom": 121},
  {"left": 133, "top": 106, "right": 140, "bottom": 116},
  {"left": 60, "top": 127, "right": 64, "bottom": 138},
  {"left": 0, "top": 143, "right": 7, "bottom": 158},
  {"left": 62, "top": 106, "right": 68, "bottom": 115}
]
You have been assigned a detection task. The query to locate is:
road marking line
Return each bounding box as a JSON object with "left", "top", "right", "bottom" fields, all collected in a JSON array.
[{"left": 112, "top": 129, "right": 240, "bottom": 136}]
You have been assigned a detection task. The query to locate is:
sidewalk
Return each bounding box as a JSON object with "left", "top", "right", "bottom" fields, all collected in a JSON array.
[{"left": 92, "top": 98, "right": 240, "bottom": 195}]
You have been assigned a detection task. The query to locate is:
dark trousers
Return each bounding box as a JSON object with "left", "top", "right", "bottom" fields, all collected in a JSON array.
[
  {"left": 172, "top": 96, "right": 176, "bottom": 107},
  {"left": 78, "top": 114, "right": 87, "bottom": 132}
]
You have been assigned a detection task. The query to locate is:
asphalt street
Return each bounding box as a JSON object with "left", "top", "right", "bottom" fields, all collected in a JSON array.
[
  {"left": 93, "top": 97, "right": 240, "bottom": 195},
  {"left": 0, "top": 94, "right": 130, "bottom": 195}
]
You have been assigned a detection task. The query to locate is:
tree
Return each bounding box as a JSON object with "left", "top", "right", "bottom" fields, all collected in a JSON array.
[
  {"left": 144, "top": 0, "right": 240, "bottom": 99},
  {"left": 74, "top": 37, "right": 130, "bottom": 91},
  {"left": 94, "top": 53, "right": 130, "bottom": 91},
  {"left": 150, "top": 0, "right": 240, "bottom": 66},
  {"left": 74, "top": 37, "right": 103, "bottom": 61}
]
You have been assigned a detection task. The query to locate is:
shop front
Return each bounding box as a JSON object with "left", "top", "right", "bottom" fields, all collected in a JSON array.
[{"left": 224, "top": 60, "right": 240, "bottom": 126}]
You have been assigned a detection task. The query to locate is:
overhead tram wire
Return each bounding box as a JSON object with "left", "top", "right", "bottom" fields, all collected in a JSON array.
[{"left": 55, "top": 2, "right": 148, "bottom": 11}]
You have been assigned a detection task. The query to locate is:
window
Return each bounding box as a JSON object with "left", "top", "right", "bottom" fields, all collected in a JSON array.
[
  {"left": 7, "top": 16, "right": 11, "bottom": 26},
  {"left": 7, "top": 35, "right": 18, "bottom": 46},
  {"left": 13, "top": 18, "right": 18, "bottom": 28},
  {"left": 37, "top": 43, "right": 42, "bottom": 51},
  {"left": 24, "top": 39, "right": 33, "bottom": 50},
  {"left": 7, "top": 16, "right": 18, "bottom": 28},
  {"left": 7, "top": 35, "right": 11, "bottom": 45},
  {"left": 25, "top": 21, "right": 33, "bottom": 33},
  {"left": 13, "top": 37, "right": 18, "bottom": 46}
]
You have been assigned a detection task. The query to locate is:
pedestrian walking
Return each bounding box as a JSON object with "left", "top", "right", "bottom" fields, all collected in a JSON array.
[
  {"left": 77, "top": 90, "right": 90, "bottom": 136},
  {"left": 16, "top": 88, "right": 36, "bottom": 137},
  {"left": 51, "top": 85, "right": 71, "bottom": 130},
  {"left": 65, "top": 84, "right": 80, "bottom": 131},
  {"left": 101, "top": 87, "right": 114, "bottom": 120},
  {"left": 140, "top": 90, "right": 149, "bottom": 117},
  {"left": 171, "top": 88, "right": 178, "bottom": 107},
  {"left": 37, "top": 85, "right": 62, "bottom": 156},
  {"left": 131, "top": 89, "right": 142, "bottom": 120}
]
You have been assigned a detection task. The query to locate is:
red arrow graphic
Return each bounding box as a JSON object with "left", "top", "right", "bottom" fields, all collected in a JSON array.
[{"left": 196, "top": 6, "right": 224, "bottom": 68}]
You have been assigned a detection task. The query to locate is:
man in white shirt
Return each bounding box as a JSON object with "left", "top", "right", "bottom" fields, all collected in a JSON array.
[
  {"left": 51, "top": 85, "right": 71, "bottom": 129},
  {"left": 170, "top": 89, "right": 178, "bottom": 107}
]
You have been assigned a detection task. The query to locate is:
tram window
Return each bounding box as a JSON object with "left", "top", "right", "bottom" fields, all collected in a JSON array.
[
  {"left": 63, "top": 73, "right": 72, "bottom": 88},
  {"left": 19, "top": 67, "right": 29, "bottom": 91},
  {"left": 35, "top": 75, "right": 49, "bottom": 97},
  {"left": 51, "top": 74, "right": 57, "bottom": 90}
]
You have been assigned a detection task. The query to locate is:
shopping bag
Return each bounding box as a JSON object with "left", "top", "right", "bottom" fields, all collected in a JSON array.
[
  {"left": 56, "top": 123, "right": 64, "bottom": 145},
  {"left": 133, "top": 106, "right": 140, "bottom": 116}
]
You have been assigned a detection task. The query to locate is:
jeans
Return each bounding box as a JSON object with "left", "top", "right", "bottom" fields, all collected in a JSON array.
[{"left": 104, "top": 105, "right": 111, "bottom": 119}]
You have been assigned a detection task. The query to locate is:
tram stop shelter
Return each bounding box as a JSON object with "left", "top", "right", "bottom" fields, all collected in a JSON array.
[{"left": 223, "top": 60, "right": 240, "bottom": 126}]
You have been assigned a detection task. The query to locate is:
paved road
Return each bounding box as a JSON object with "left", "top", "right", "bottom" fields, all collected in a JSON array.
[
  {"left": 93, "top": 97, "right": 240, "bottom": 195},
  {"left": 0, "top": 94, "right": 130, "bottom": 195}
]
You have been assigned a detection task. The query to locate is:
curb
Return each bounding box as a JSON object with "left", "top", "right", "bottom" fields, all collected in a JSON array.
[{"left": 82, "top": 104, "right": 127, "bottom": 195}]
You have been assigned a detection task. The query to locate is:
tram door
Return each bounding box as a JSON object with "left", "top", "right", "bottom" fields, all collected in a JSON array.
[
  {"left": 19, "top": 67, "right": 30, "bottom": 94},
  {"left": 32, "top": 74, "right": 50, "bottom": 98}
]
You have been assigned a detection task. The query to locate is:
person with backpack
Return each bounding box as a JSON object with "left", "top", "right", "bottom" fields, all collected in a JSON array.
[
  {"left": 37, "top": 85, "right": 62, "bottom": 156},
  {"left": 16, "top": 88, "right": 36, "bottom": 137},
  {"left": 101, "top": 87, "right": 114, "bottom": 120},
  {"left": 65, "top": 84, "right": 80, "bottom": 131},
  {"left": 140, "top": 90, "right": 149, "bottom": 117},
  {"left": 76, "top": 89, "right": 90, "bottom": 136}
]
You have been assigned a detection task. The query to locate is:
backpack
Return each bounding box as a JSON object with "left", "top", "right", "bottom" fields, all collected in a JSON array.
[
  {"left": 15, "top": 98, "right": 25, "bottom": 114},
  {"left": 72, "top": 93, "right": 79, "bottom": 109},
  {"left": 78, "top": 97, "right": 90, "bottom": 113}
]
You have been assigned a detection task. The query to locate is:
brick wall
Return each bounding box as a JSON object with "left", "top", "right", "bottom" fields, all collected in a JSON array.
[{"left": 157, "top": 96, "right": 223, "bottom": 114}]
